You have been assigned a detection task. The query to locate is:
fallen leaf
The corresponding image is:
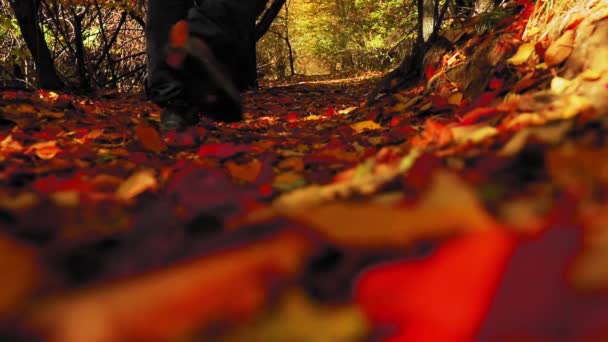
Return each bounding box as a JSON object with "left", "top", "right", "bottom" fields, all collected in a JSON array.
[
  {"left": 274, "top": 171, "right": 306, "bottom": 191},
  {"left": 580, "top": 69, "right": 603, "bottom": 81},
  {"left": 282, "top": 171, "right": 497, "bottom": 248},
  {"left": 448, "top": 92, "right": 463, "bottom": 106},
  {"left": 356, "top": 229, "right": 515, "bottom": 342},
  {"left": 0, "top": 135, "right": 24, "bottom": 154},
  {"left": 135, "top": 123, "right": 167, "bottom": 153},
  {"left": 0, "top": 236, "right": 38, "bottom": 317},
  {"left": 226, "top": 159, "right": 262, "bottom": 183},
  {"left": 28, "top": 232, "right": 311, "bottom": 342},
  {"left": 350, "top": 120, "right": 381, "bottom": 133},
  {"left": 197, "top": 143, "right": 251, "bottom": 158},
  {"left": 544, "top": 30, "right": 575, "bottom": 67},
  {"left": 452, "top": 125, "right": 499, "bottom": 144},
  {"left": 550, "top": 76, "right": 571, "bottom": 94},
  {"left": 507, "top": 42, "right": 535, "bottom": 65},
  {"left": 26, "top": 140, "right": 62, "bottom": 160},
  {"left": 225, "top": 290, "right": 369, "bottom": 341},
  {"left": 499, "top": 121, "right": 572, "bottom": 156},
  {"left": 116, "top": 169, "right": 158, "bottom": 200}
]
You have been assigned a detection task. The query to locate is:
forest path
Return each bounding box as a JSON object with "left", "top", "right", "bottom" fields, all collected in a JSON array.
[{"left": 2, "top": 4, "right": 608, "bottom": 339}]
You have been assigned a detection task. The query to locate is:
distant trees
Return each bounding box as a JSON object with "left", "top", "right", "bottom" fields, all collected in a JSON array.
[
  {"left": 0, "top": 0, "right": 505, "bottom": 89},
  {"left": 257, "top": 0, "right": 418, "bottom": 78},
  {"left": 2, "top": 0, "right": 146, "bottom": 91},
  {"left": 1, "top": 0, "right": 289, "bottom": 91},
  {"left": 7, "top": 0, "right": 63, "bottom": 89}
]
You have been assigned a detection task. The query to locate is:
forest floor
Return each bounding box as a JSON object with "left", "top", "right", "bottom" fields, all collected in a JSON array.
[{"left": 2, "top": 1, "right": 608, "bottom": 341}]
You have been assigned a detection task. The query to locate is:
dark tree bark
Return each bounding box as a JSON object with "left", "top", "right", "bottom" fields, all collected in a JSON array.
[
  {"left": 255, "top": 0, "right": 287, "bottom": 41},
  {"left": 237, "top": 0, "right": 286, "bottom": 89},
  {"left": 8, "top": 0, "right": 64, "bottom": 90},
  {"left": 68, "top": 5, "right": 91, "bottom": 89},
  {"left": 255, "top": 0, "right": 271, "bottom": 18}
]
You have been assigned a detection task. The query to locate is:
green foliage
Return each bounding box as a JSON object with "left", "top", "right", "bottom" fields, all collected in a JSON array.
[{"left": 258, "top": 0, "right": 418, "bottom": 78}]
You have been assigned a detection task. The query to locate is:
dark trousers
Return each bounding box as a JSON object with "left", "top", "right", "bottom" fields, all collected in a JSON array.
[{"left": 145, "top": 0, "right": 257, "bottom": 105}]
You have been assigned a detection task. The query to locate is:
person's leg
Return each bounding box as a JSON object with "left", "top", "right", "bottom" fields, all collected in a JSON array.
[
  {"left": 145, "top": 0, "right": 191, "bottom": 106},
  {"left": 146, "top": 0, "right": 256, "bottom": 130},
  {"left": 187, "top": 0, "right": 258, "bottom": 90}
]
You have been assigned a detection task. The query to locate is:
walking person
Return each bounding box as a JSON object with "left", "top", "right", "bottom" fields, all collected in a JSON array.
[{"left": 145, "top": 0, "right": 257, "bottom": 131}]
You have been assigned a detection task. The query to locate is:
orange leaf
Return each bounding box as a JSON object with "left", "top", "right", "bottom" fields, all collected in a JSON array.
[
  {"left": 29, "top": 232, "right": 311, "bottom": 342},
  {"left": 26, "top": 140, "right": 62, "bottom": 160},
  {"left": 226, "top": 159, "right": 263, "bottom": 183},
  {"left": 0, "top": 236, "right": 38, "bottom": 317},
  {"left": 135, "top": 122, "right": 167, "bottom": 153}
]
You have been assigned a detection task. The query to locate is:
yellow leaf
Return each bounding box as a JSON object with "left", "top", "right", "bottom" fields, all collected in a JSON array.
[
  {"left": 561, "top": 95, "right": 594, "bottom": 119},
  {"left": 226, "top": 159, "right": 262, "bottom": 183},
  {"left": 452, "top": 125, "right": 499, "bottom": 144},
  {"left": 282, "top": 171, "right": 496, "bottom": 248},
  {"left": 545, "top": 30, "right": 575, "bottom": 67},
  {"left": 350, "top": 120, "right": 381, "bottom": 133},
  {"left": 448, "top": 92, "right": 463, "bottom": 106},
  {"left": 551, "top": 76, "right": 571, "bottom": 94},
  {"left": 225, "top": 290, "right": 369, "bottom": 342},
  {"left": 525, "top": 26, "right": 541, "bottom": 37},
  {"left": 507, "top": 42, "right": 535, "bottom": 65},
  {"left": 506, "top": 112, "right": 546, "bottom": 128},
  {"left": 116, "top": 170, "right": 157, "bottom": 200},
  {"left": 581, "top": 69, "right": 603, "bottom": 81}
]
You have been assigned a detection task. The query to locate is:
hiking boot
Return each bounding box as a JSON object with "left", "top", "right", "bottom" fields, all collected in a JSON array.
[
  {"left": 165, "top": 20, "right": 242, "bottom": 123},
  {"left": 161, "top": 99, "right": 200, "bottom": 131}
]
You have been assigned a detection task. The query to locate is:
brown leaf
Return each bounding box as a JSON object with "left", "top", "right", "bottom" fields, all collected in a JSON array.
[
  {"left": 135, "top": 123, "right": 166, "bottom": 153},
  {"left": 545, "top": 30, "right": 575, "bottom": 67}
]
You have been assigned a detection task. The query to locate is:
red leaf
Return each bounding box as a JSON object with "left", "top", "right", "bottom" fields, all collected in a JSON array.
[
  {"left": 325, "top": 106, "right": 336, "bottom": 117},
  {"left": 286, "top": 113, "right": 298, "bottom": 122},
  {"left": 356, "top": 230, "right": 515, "bottom": 342},
  {"left": 32, "top": 173, "right": 91, "bottom": 193},
  {"left": 489, "top": 78, "right": 503, "bottom": 91},
  {"left": 459, "top": 107, "right": 499, "bottom": 125},
  {"left": 425, "top": 64, "right": 437, "bottom": 80},
  {"left": 197, "top": 143, "right": 251, "bottom": 158},
  {"left": 430, "top": 95, "right": 449, "bottom": 108}
]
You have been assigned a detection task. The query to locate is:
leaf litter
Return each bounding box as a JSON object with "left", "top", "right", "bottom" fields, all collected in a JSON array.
[{"left": 2, "top": 1, "right": 608, "bottom": 340}]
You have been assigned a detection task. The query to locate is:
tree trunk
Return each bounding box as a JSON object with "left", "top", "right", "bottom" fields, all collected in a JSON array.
[
  {"left": 8, "top": 0, "right": 64, "bottom": 90},
  {"left": 68, "top": 5, "right": 91, "bottom": 89},
  {"left": 255, "top": 0, "right": 287, "bottom": 41},
  {"left": 418, "top": 0, "right": 439, "bottom": 43}
]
